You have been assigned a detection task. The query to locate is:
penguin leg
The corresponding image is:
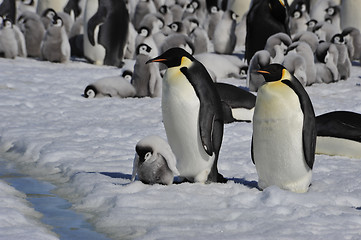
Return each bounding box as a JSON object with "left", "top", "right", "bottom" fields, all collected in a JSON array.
[{"left": 206, "top": 159, "right": 227, "bottom": 183}]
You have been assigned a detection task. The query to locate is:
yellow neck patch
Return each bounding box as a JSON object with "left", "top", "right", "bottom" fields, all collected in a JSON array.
[{"left": 180, "top": 56, "right": 193, "bottom": 68}]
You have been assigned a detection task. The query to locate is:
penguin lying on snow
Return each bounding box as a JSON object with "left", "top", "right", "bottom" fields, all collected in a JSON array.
[
  {"left": 84, "top": 70, "right": 136, "bottom": 98},
  {"left": 252, "top": 63, "right": 316, "bottom": 193},
  {"left": 316, "top": 111, "right": 361, "bottom": 159},
  {"left": 132, "top": 135, "right": 179, "bottom": 185},
  {"left": 215, "top": 83, "right": 256, "bottom": 123},
  {"left": 147, "top": 47, "right": 226, "bottom": 183}
]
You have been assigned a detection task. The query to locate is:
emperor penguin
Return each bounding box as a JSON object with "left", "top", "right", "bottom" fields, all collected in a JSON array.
[
  {"left": 85, "top": 0, "right": 129, "bottom": 67},
  {"left": 212, "top": 10, "right": 237, "bottom": 54},
  {"left": 342, "top": 27, "right": 361, "bottom": 62},
  {"left": 252, "top": 63, "right": 317, "bottom": 193},
  {"left": 131, "top": 43, "right": 162, "bottom": 98},
  {"left": 315, "top": 41, "right": 339, "bottom": 83},
  {"left": 17, "top": 11, "right": 46, "bottom": 58},
  {"left": 132, "top": 135, "right": 180, "bottom": 185},
  {"left": 0, "top": 18, "right": 18, "bottom": 59},
  {"left": 40, "top": 15, "right": 70, "bottom": 63},
  {"left": 146, "top": 47, "right": 226, "bottom": 183},
  {"left": 36, "top": 0, "right": 68, "bottom": 15},
  {"left": 330, "top": 33, "right": 351, "bottom": 80},
  {"left": 0, "top": 0, "right": 16, "bottom": 23},
  {"left": 264, "top": 32, "right": 292, "bottom": 64},
  {"left": 316, "top": 111, "right": 361, "bottom": 159},
  {"left": 245, "top": 0, "right": 290, "bottom": 63}
]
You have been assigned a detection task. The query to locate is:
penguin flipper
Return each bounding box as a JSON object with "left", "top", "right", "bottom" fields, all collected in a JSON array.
[
  {"left": 131, "top": 154, "right": 139, "bottom": 182},
  {"left": 180, "top": 66, "right": 222, "bottom": 156},
  {"left": 87, "top": 8, "right": 106, "bottom": 46},
  {"left": 281, "top": 78, "right": 316, "bottom": 170}
]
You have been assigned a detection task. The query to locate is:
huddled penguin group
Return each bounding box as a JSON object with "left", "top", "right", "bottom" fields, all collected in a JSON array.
[{"left": 1, "top": 0, "right": 361, "bottom": 192}]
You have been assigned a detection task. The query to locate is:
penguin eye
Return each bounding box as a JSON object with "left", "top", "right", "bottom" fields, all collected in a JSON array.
[
  {"left": 327, "top": 7, "right": 335, "bottom": 16},
  {"left": 210, "top": 6, "right": 218, "bottom": 13},
  {"left": 86, "top": 89, "right": 95, "bottom": 98},
  {"left": 139, "top": 28, "right": 148, "bottom": 36},
  {"left": 170, "top": 23, "right": 178, "bottom": 32},
  {"left": 232, "top": 13, "right": 237, "bottom": 20},
  {"left": 293, "top": 11, "right": 301, "bottom": 18},
  {"left": 145, "top": 152, "right": 152, "bottom": 161},
  {"left": 124, "top": 75, "right": 132, "bottom": 81},
  {"left": 300, "top": 4, "right": 306, "bottom": 12}
]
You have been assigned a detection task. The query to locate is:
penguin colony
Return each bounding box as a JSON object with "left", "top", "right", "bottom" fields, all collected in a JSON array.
[{"left": 1, "top": 0, "right": 361, "bottom": 192}]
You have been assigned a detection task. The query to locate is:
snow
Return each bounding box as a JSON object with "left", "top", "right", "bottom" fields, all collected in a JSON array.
[{"left": 0, "top": 56, "right": 361, "bottom": 239}]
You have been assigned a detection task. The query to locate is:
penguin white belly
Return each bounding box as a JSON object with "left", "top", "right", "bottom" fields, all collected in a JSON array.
[
  {"left": 83, "top": 0, "right": 106, "bottom": 65},
  {"left": 213, "top": 22, "right": 232, "bottom": 54},
  {"left": 162, "top": 68, "right": 215, "bottom": 183},
  {"left": 253, "top": 83, "right": 312, "bottom": 193},
  {"left": 316, "top": 137, "right": 361, "bottom": 159}
]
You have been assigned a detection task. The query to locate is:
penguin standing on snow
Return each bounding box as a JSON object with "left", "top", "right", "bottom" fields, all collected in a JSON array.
[
  {"left": 245, "top": 0, "right": 290, "bottom": 63},
  {"left": 41, "top": 15, "right": 70, "bottom": 63},
  {"left": 212, "top": 10, "right": 237, "bottom": 54},
  {"left": 252, "top": 63, "right": 316, "bottom": 193},
  {"left": 85, "top": 0, "right": 129, "bottom": 67},
  {"left": 146, "top": 47, "right": 226, "bottom": 183},
  {"left": 132, "top": 135, "right": 180, "bottom": 185},
  {"left": 0, "top": 18, "right": 18, "bottom": 59}
]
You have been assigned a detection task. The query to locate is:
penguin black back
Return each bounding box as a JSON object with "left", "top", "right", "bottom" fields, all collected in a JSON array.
[
  {"left": 245, "top": 0, "right": 290, "bottom": 63},
  {"left": 0, "top": 0, "right": 16, "bottom": 23}
]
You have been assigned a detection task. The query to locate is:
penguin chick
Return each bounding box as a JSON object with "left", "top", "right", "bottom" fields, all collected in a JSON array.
[
  {"left": 292, "top": 31, "right": 319, "bottom": 53},
  {"left": 289, "top": 9, "right": 310, "bottom": 36},
  {"left": 286, "top": 41, "right": 317, "bottom": 85},
  {"left": 131, "top": 43, "right": 162, "bottom": 98},
  {"left": 132, "top": 135, "right": 179, "bottom": 185},
  {"left": 84, "top": 71, "right": 136, "bottom": 98},
  {"left": 0, "top": 18, "right": 18, "bottom": 59},
  {"left": 315, "top": 41, "right": 339, "bottom": 83},
  {"left": 283, "top": 52, "right": 308, "bottom": 86},
  {"left": 212, "top": 10, "right": 237, "bottom": 54},
  {"left": 330, "top": 33, "right": 351, "bottom": 80},
  {"left": 41, "top": 15, "right": 70, "bottom": 63},
  {"left": 342, "top": 27, "right": 361, "bottom": 61},
  {"left": 247, "top": 50, "right": 272, "bottom": 92},
  {"left": 312, "top": 21, "right": 338, "bottom": 42},
  {"left": 252, "top": 63, "right": 316, "bottom": 193},
  {"left": 17, "top": 11, "right": 46, "bottom": 58},
  {"left": 324, "top": 5, "right": 341, "bottom": 32},
  {"left": 264, "top": 32, "right": 292, "bottom": 64}
]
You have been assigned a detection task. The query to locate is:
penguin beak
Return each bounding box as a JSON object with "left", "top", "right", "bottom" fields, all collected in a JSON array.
[
  {"left": 146, "top": 58, "right": 167, "bottom": 64},
  {"left": 257, "top": 70, "right": 270, "bottom": 75}
]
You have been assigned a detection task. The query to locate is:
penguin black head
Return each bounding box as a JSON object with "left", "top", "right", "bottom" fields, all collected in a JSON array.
[
  {"left": 146, "top": 47, "right": 195, "bottom": 68},
  {"left": 306, "top": 19, "right": 317, "bottom": 29},
  {"left": 84, "top": 85, "right": 97, "bottom": 98},
  {"left": 325, "top": 6, "right": 340, "bottom": 17},
  {"left": 292, "top": 9, "right": 302, "bottom": 19},
  {"left": 52, "top": 15, "right": 63, "bottom": 27},
  {"left": 2, "top": 18, "right": 13, "bottom": 29},
  {"left": 135, "top": 145, "right": 153, "bottom": 164},
  {"left": 136, "top": 43, "right": 152, "bottom": 55},
  {"left": 257, "top": 64, "right": 290, "bottom": 82},
  {"left": 168, "top": 21, "right": 183, "bottom": 33},
  {"left": 331, "top": 33, "right": 345, "bottom": 44},
  {"left": 42, "top": 8, "right": 57, "bottom": 20},
  {"left": 138, "top": 26, "right": 150, "bottom": 37},
  {"left": 122, "top": 70, "right": 133, "bottom": 81}
]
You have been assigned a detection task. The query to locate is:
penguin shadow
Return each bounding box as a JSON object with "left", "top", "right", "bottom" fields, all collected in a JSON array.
[
  {"left": 98, "top": 172, "right": 132, "bottom": 180},
  {"left": 228, "top": 177, "right": 260, "bottom": 190}
]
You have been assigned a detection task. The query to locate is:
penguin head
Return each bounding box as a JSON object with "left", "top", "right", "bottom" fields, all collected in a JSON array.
[
  {"left": 52, "top": 16, "right": 63, "bottom": 27},
  {"left": 325, "top": 6, "right": 340, "bottom": 17},
  {"left": 43, "top": 8, "right": 57, "bottom": 20},
  {"left": 22, "top": 0, "right": 35, "bottom": 5},
  {"left": 168, "top": 21, "right": 183, "bottom": 33},
  {"left": 122, "top": 70, "right": 133, "bottom": 82},
  {"left": 136, "top": 43, "right": 152, "bottom": 55},
  {"left": 331, "top": 34, "right": 345, "bottom": 44},
  {"left": 146, "top": 47, "right": 195, "bottom": 68},
  {"left": 306, "top": 19, "right": 318, "bottom": 30},
  {"left": 84, "top": 85, "right": 97, "bottom": 98},
  {"left": 2, "top": 18, "right": 13, "bottom": 29},
  {"left": 135, "top": 145, "right": 154, "bottom": 164},
  {"left": 257, "top": 64, "right": 292, "bottom": 83},
  {"left": 292, "top": 9, "right": 302, "bottom": 19}
]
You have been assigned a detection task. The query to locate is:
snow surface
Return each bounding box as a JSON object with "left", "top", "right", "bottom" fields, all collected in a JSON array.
[{"left": 0, "top": 57, "right": 361, "bottom": 239}]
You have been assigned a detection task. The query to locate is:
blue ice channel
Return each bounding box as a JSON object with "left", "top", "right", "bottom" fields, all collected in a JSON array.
[{"left": 0, "top": 159, "right": 110, "bottom": 240}]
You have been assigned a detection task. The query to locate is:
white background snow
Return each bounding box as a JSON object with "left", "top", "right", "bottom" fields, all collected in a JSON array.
[{"left": 0, "top": 56, "right": 361, "bottom": 239}]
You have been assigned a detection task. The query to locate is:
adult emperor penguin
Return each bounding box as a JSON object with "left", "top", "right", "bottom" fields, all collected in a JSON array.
[
  {"left": 85, "top": 0, "right": 129, "bottom": 67},
  {"left": 132, "top": 135, "right": 180, "bottom": 185},
  {"left": 0, "top": 0, "right": 16, "bottom": 23},
  {"left": 252, "top": 63, "right": 317, "bottom": 193},
  {"left": 146, "top": 47, "right": 226, "bottom": 183},
  {"left": 316, "top": 111, "right": 361, "bottom": 159},
  {"left": 245, "top": 0, "right": 290, "bottom": 63}
]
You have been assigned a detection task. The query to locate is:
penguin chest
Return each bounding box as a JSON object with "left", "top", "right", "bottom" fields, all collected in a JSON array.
[
  {"left": 162, "top": 69, "right": 214, "bottom": 179},
  {"left": 253, "top": 82, "right": 311, "bottom": 192}
]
